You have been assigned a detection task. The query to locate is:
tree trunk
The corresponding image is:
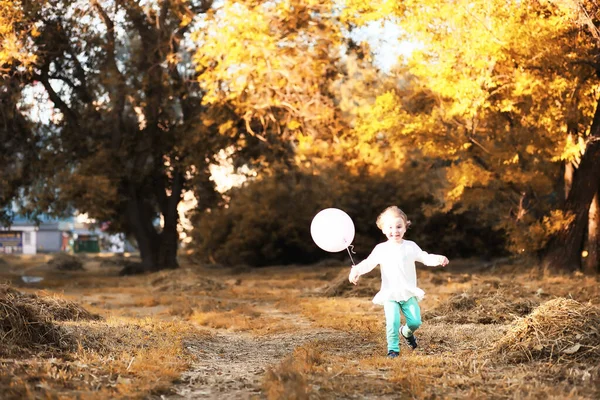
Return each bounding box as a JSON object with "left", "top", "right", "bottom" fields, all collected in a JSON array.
[
  {"left": 584, "top": 193, "right": 599, "bottom": 274},
  {"left": 155, "top": 173, "right": 183, "bottom": 270},
  {"left": 155, "top": 171, "right": 184, "bottom": 270},
  {"left": 157, "top": 220, "right": 179, "bottom": 270},
  {"left": 541, "top": 97, "right": 600, "bottom": 271},
  {"left": 564, "top": 158, "right": 574, "bottom": 199},
  {"left": 121, "top": 182, "right": 180, "bottom": 274}
]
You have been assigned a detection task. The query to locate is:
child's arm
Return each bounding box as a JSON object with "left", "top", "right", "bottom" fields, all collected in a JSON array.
[
  {"left": 414, "top": 244, "right": 449, "bottom": 267},
  {"left": 348, "top": 248, "right": 379, "bottom": 285},
  {"left": 419, "top": 253, "right": 449, "bottom": 267}
]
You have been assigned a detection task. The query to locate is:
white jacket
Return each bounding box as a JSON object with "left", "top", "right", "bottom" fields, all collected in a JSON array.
[{"left": 352, "top": 240, "right": 442, "bottom": 304}]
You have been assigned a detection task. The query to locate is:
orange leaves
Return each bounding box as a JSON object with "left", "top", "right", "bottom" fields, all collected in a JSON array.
[
  {"left": 0, "top": 0, "right": 36, "bottom": 72},
  {"left": 352, "top": 91, "right": 401, "bottom": 142},
  {"left": 287, "top": 120, "right": 301, "bottom": 130}
]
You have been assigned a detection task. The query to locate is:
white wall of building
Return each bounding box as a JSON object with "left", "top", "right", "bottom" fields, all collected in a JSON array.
[{"left": 6, "top": 226, "right": 38, "bottom": 254}]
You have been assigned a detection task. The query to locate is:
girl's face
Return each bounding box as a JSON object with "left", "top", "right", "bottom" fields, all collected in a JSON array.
[{"left": 382, "top": 217, "right": 406, "bottom": 243}]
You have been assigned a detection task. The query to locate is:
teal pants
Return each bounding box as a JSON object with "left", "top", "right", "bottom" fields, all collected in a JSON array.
[{"left": 383, "top": 297, "right": 422, "bottom": 352}]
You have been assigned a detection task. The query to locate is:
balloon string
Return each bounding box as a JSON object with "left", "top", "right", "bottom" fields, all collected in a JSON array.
[{"left": 346, "top": 245, "right": 356, "bottom": 266}]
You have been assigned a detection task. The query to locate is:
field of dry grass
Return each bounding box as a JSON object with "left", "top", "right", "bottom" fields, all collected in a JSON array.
[{"left": 1, "top": 253, "right": 599, "bottom": 399}]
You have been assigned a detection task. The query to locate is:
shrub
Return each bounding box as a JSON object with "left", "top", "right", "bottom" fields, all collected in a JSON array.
[{"left": 190, "top": 165, "right": 508, "bottom": 266}]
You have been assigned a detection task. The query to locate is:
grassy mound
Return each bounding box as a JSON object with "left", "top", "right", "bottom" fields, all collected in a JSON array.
[
  {"left": 0, "top": 284, "right": 100, "bottom": 356},
  {"left": 47, "top": 253, "right": 84, "bottom": 271},
  {"left": 424, "top": 279, "right": 539, "bottom": 324},
  {"left": 494, "top": 298, "right": 600, "bottom": 363}
]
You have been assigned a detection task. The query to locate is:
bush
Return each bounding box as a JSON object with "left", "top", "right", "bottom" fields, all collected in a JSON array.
[
  {"left": 192, "top": 170, "right": 329, "bottom": 266},
  {"left": 190, "top": 165, "right": 508, "bottom": 266}
]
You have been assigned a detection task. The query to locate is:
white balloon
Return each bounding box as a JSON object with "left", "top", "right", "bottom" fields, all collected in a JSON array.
[{"left": 310, "top": 208, "right": 355, "bottom": 252}]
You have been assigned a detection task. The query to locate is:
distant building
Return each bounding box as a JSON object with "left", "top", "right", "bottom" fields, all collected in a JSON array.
[
  {"left": 0, "top": 230, "right": 33, "bottom": 254},
  {"left": 1, "top": 215, "right": 132, "bottom": 255}
]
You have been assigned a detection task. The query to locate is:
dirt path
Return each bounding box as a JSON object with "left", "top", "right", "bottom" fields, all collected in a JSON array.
[{"left": 162, "top": 305, "right": 352, "bottom": 399}]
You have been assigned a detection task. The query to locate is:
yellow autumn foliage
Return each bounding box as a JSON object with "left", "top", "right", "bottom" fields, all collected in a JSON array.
[
  {"left": 444, "top": 161, "right": 493, "bottom": 208},
  {"left": 509, "top": 209, "right": 577, "bottom": 253},
  {"left": 191, "top": 0, "right": 343, "bottom": 145},
  {"left": 340, "top": 0, "right": 600, "bottom": 253},
  {"left": 0, "top": 1, "right": 36, "bottom": 73}
]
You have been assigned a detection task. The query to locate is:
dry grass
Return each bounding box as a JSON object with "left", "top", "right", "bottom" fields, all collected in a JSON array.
[
  {"left": 148, "top": 268, "right": 226, "bottom": 292},
  {"left": 0, "top": 277, "right": 206, "bottom": 400},
  {"left": 0, "top": 284, "right": 100, "bottom": 357},
  {"left": 258, "top": 262, "right": 600, "bottom": 400},
  {"left": 1, "top": 255, "right": 600, "bottom": 399},
  {"left": 494, "top": 297, "right": 600, "bottom": 363},
  {"left": 321, "top": 268, "right": 380, "bottom": 298},
  {"left": 47, "top": 253, "right": 85, "bottom": 271},
  {"left": 2, "top": 316, "right": 205, "bottom": 399},
  {"left": 292, "top": 297, "right": 383, "bottom": 340},
  {"left": 423, "top": 278, "right": 540, "bottom": 324},
  {"left": 262, "top": 338, "right": 410, "bottom": 399},
  {"left": 189, "top": 302, "right": 289, "bottom": 334},
  {"left": 262, "top": 355, "right": 312, "bottom": 400}
]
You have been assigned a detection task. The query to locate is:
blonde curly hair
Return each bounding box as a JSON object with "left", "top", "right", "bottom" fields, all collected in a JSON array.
[{"left": 376, "top": 206, "right": 411, "bottom": 230}]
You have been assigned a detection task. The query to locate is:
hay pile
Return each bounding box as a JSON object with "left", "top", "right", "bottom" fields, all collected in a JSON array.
[
  {"left": 494, "top": 298, "right": 600, "bottom": 363},
  {"left": 47, "top": 253, "right": 84, "bottom": 271},
  {"left": 424, "top": 280, "right": 539, "bottom": 324},
  {"left": 0, "top": 284, "right": 100, "bottom": 356},
  {"left": 149, "top": 268, "right": 225, "bottom": 292}
]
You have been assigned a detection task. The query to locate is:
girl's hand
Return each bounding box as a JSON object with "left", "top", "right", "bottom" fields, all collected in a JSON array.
[
  {"left": 439, "top": 256, "right": 449, "bottom": 267},
  {"left": 349, "top": 268, "right": 360, "bottom": 285}
]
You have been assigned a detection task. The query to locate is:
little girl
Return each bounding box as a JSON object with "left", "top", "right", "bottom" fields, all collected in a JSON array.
[{"left": 348, "top": 206, "right": 449, "bottom": 358}]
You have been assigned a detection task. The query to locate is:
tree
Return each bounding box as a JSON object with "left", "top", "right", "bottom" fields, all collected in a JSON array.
[
  {"left": 0, "top": 0, "right": 38, "bottom": 225},
  {"left": 12, "top": 0, "right": 224, "bottom": 271},
  {"left": 538, "top": 0, "right": 600, "bottom": 272},
  {"left": 191, "top": 0, "right": 347, "bottom": 172},
  {"left": 10, "top": 0, "right": 351, "bottom": 272},
  {"left": 0, "top": 0, "right": 36, "bottom": 73},
  {"left": 341, "top": 0, "right": 600, "bottom": 271},
  {"left": 541, "top": 93, "right": 600, "bottom": 271}
]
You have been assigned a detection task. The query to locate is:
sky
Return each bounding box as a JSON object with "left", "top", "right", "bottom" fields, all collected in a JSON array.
[{"left": 350, "top": 19, "right": 418, "bottom": 72}]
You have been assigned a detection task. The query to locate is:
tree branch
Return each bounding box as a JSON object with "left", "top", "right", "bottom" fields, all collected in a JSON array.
[
  {"left": 92, "top": 0, "right": 127, "bottom": 149},
  {"left": 65, "top": 49, "right": 92, "bottom": 103},
  {"left": 36, "top": 63, "right": 79, "bottom": 128}
]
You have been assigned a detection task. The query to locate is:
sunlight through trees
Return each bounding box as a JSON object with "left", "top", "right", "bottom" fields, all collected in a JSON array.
[{"left": 2, "top": 0, "right": 600, "bottom": 272}]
